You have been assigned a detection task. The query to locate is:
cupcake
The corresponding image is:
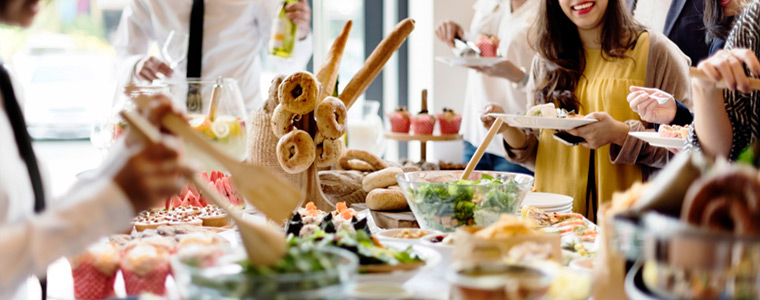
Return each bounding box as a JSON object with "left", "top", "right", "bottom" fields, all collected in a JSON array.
[
  {"left": 412, "top": 109, "right": 436, "bottom": 135},
  {"left": 437, "top": 108, "right": 462, "bottom": 135},
  {"left": 120, "top": 243, "right": 171, "bottom": 296},
  {"left": 476, "top": 34, "right": 500, "bottom": 58},
  {"left": 69, "top": 242, "right": 120, "bottom": 300},
  {"left": 389, "top": 107, "right": 412, "bottom": 133}
]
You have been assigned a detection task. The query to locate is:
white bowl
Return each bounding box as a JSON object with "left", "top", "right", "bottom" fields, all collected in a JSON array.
[
  {"left": 346, "top": 282, "right": 414, "bottom": 299},
  {"left": 357, "top": 243, "right": 441, "bottom": 284},
  {"left": 375, "top": 228, "right": 441, "bottom": 244},
  {"left": 569, "top": 257, "right": 595, "bottom": 276},
  {"left": 419, "top": 233, "right": 455, "bottom": 272}
]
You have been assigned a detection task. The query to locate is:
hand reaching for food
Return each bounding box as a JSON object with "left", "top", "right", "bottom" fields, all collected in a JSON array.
[
  {"left": 627, "top": 86, "right": 677, "bottom": 124},
  {"left": 694, "top": 48, "right": 760, "bottom": 94},
  {"left": 480, "top": 103, "right": 509, "bottom": 133},
  {"left": 434, "top": 20, "right": 464, "bottom": 48},
  {"left": 135, "top": 56, "right": 173, "bottom": 81},
  {"left": 566, "top": 112, "right": 629, "bottom": 149}
]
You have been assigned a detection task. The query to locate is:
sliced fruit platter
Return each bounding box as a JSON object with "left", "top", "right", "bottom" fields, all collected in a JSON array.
[
  {"left": 286, "top": 202, "right": 428, "bottom": 274},
  {"left": 133, "top": 171, "right": 244, "bottom": 232}
]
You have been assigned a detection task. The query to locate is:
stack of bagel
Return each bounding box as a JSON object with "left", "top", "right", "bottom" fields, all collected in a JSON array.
[{"left": 269, "top": 72, "right": 347, "bottom": 174}]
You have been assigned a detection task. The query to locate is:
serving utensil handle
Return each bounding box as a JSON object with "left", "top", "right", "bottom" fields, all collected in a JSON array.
[{"left": 460, "top": 117, "right": 503, "bottom": 180}]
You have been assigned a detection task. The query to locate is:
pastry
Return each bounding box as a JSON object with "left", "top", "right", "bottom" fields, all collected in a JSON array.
[
  {"left": 362, "top": 167, "right": 403, "bottom": 192},
  {"left": 338, "top": 149, "right": 388, "bottom": 172},
  {"left": 278, "top": 71, "right": 320, "bottom": 115},
  {"left": 276, "top": 129, "right": 316, "bottom": 174},
  {"left": 120, "top": 243, "right": 171, "bottom": 296},
  {"left": 339, "top": 18, "right": 415, "bottom": 108},
  {"left": 682, "top": 167, "right": 760, "bottom": 235},
  {"left": 389, "top": 107, "right": 412, "bottom": 133},
  {"left": 199, "top": 205, "right": 231, "bottom": 227},
  {"left": 412, "top": 109, "right": 436, "bottom": 135},
  {"left": 319, "top": 170, "right": 365, "bottom": 196},
  {"left": 316, "top": 21, "right": 352, "bottom": 101},
  {"left": 315, "top": 96, "right": 347, "bottom": 139},
  {"left": 70, "top": 242, "right": 121, "bottom": 300},
  {"left": 437, "top": 108, "right": 462, "bottom": 135},
  {"left": 264, "top": 75, "right": 287, "bottom": 113},
  {"left": 271, "top": 104, "right": 299, "bottom": 137},
  {"left": 475, "top": 34, "right": 499, "bottom": 57},
  {"left": 315, "top": 134, "right": 344, "bottom": 168},
  {"left": 366, "top": 188, "right": 408, "bottom": 211}
]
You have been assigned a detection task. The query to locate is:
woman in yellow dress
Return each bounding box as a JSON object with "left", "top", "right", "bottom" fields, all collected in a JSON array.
[{"left": 481, "top": 0, "right": 692, "bottom": 221}]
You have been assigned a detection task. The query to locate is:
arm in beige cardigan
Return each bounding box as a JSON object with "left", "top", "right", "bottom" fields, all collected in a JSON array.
[{"left": 609, "top": 31, "right": 693, "bottom": 168}]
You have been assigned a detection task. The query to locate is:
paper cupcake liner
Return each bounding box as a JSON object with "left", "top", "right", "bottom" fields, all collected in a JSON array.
[
  {"left": 122, "top": 264, "right": 170, "bottom": 296},
  {"left": 439, "top": 120, "right": 461, "bottom": 135},
  {"left": 71, "top": 262, "right": 117, "bottom": 300}
]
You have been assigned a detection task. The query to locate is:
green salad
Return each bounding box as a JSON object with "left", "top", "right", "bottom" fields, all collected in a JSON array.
[
  {"left": 406, "top": 174, "right": 524, "bottom": 232},
  {"left": 301, "top": 229, "right": 422, "bottom": 268}
]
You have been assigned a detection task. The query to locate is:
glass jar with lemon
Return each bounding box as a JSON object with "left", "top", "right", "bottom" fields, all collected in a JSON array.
[{"left": 162, "top": 78, "right": 248, "bottom": 172}]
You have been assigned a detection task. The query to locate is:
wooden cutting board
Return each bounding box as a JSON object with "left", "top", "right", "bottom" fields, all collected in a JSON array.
[{"left": 351, "top": 203, "right": 419, "bottom": 229}]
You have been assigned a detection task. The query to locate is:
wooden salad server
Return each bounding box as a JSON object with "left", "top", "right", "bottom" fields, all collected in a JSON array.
[
  {"left": 122, "top": 102, "right": 303, "bottom": 222},
  {"left": 460, "top": 117, "right": 504, "bottom": 180},
  {"left": 120, "top": 110, "right": 287, "bottom": 266}
]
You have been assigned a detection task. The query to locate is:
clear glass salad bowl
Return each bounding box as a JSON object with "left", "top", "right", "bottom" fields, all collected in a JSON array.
[
  {"left": 160, "top": 78, "right": 248, "bottom": 172},
  {"left": 171, "top": 246, "right": 358, "bottom": 300},
  {"left": 397, "top": 171, "right": 534, "bottom": 232}
]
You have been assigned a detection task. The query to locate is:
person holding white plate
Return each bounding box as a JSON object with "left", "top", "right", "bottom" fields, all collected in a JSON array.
[
  {"left": 435, "top": 0, "right": 539, "bottom": 175},
  {"left": 481, "top": 0, "right": 691, "bottom": 221}
]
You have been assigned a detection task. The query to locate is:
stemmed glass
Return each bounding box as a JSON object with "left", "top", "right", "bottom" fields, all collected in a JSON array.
[{"left": 162, "top": 30, "right": 189, "bottom": 69}]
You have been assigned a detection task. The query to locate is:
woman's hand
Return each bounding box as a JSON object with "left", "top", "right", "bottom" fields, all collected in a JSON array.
[
  {"left": 286, "top": 0, "right": 312, "bottom": 40},
  {"left": 626, "top": 86, "right": 677, "bottom": 124},
  {"left": 112, "top": 96, "right": 184, "bottom": 214},
  {"left": 470, "top": 60, "right": 525, "bottom": 83},
  {"left": 695, "top": 48, "right": 760, "bottom": 93},
  {"left": 480, "top": 103, "right": 509, "bottom": 133},
  {"left": 566, "top": 112, "right": 629, "bottom": 149},
  {"left": 435, "top": 21, "right": 464, "bottom": 48}
]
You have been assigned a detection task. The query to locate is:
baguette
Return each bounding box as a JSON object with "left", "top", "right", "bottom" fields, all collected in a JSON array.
[
  {"left": 316, "top": 20, "right": 353, "bottom": 102},
  {"left": 340, "top": 18, "right": 415, "bottom": 109}
]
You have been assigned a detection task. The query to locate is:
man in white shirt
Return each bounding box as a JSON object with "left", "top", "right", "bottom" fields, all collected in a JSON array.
[
  {"left": 0, "top": 4, "right": 185, "bottom": 298},
  {"left": 435, "top": 0, "right": 537, "bottom": 174},
  {"left": 113, "top": 0, "right": 313, "bottom": 110}
]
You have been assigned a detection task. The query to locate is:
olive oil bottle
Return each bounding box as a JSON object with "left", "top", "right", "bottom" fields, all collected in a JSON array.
[{"left": 269, "top": 0, "right": 298, "bottom": 58}]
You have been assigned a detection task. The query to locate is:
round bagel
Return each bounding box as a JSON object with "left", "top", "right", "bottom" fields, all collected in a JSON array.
[
  {"left": 315, "top": 134, "right": 344, "bottom": 168},
  {"left": 271, "top": 104, "right": 300, "bottom": 137},
  {"left": 338, "top": 149, "right": 388, "bottom": 172},
  {"left": 276, "top": 130, "right": 316, "bottom": 174},
  {"left": 315, "top": 96, "right": 347, "bottom": 139},
  {"left": 278, "top": 72, "right": 320, "bottom": 115},
  {"left": 362, "top": 167, "right": 403, "bottom": 192},
  {"left": 366, "top": 188, "right": 408, "bottom": 211}
]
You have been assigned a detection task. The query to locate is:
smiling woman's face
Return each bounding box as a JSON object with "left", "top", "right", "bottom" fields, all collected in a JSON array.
[
  {"left": 558, "top": 0, "right": 609, "bottom": 30},
  {"left": 1, "top": 0, "right": 40, "bottom": 27}
]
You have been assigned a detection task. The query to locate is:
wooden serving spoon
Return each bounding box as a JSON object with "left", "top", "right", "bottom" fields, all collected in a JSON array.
[
  {"left": 122, "top": 101, "right": 303, "bottom": 222},
  {"left": 460, "top": 117, "right": 504, "bottom": 181},
  {"left": 120, "top": 110, "right": 287, "bottom": 266}
]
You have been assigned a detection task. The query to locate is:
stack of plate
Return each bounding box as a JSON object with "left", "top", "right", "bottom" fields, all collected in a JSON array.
[{"left": 521, "top": 192, "right": 573, "bottom": 213}]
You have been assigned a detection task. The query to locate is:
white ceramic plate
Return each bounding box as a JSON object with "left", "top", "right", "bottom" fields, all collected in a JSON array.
[
  {"left": 628, "top": 132, "right": 686, "bottom": 149},
  {"left": 376, "top": 228, "right": 441, "bottom": 245},
  {"left": 347, "top": 282, "right": 415, "bottom": 299},
  {"left": 358, "top": 243, "right": 441, "bottom": 284},
  {"left": 435, "top": 56, "right": 508, "bottom": 67},
  {"left": 523, "top": 192, "right": 574, "bottom": 208},
  {"left": 488, "top": 113, "right": 597, "bottom": 130}
]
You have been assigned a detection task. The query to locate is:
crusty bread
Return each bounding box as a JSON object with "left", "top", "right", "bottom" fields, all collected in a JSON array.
[
  {"left": 316, "top": 21, "right": 352, "bottom": 102},
  {"left": 319, "top": 170, "right": 365, "bottom": 196},
  {"left": 366, "top": 188, "right": 408, "bottom": 211}
]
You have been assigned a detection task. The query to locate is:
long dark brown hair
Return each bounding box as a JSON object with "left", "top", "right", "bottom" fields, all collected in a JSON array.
[
  {"left": 532, "top": 0, "right": 644, "bottom": 111},
  {"left": 704, "top": 0, "right": 736, "bottom": 43}
]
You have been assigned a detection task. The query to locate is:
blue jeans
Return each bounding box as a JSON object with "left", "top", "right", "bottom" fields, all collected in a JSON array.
[{"left": 462, "top": 141, "right": 534, "bottom": 175}]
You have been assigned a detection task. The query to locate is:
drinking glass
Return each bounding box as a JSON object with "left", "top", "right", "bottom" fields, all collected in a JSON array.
[{"left": 162, "top": 31, "right": 189, "bottom": 69}]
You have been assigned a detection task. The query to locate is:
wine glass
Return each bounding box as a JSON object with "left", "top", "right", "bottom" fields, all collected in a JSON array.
[{"left": 162, "top": 30, "right": 189, "bottom": 69}]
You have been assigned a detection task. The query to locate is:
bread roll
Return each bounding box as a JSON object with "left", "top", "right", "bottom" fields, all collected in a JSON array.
[{"left": 366, "top": 188, "right": 408, "bottom": 211}]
